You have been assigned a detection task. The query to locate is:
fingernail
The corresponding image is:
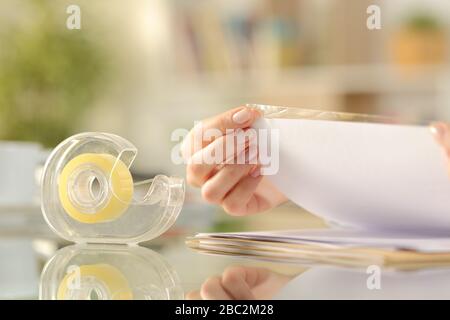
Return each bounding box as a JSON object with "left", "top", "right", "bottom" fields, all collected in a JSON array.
[
  {"left": 250, "top": 166, "right": 260, "bottom": 178},
  {"left": 232, "top": 108, "right": 251, "bottom": 124},
  {"left": 430, "top": 122, "right": 450, "bottom": 142},
  {"left": 430, "top": 123, "right": 446, "bottom": 141}
]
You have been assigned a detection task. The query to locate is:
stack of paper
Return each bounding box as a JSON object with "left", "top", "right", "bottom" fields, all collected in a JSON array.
[{"left": 186, "top": 229, "right": 450, "bottom": 270}]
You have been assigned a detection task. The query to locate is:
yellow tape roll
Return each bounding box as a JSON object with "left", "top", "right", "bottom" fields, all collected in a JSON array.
[
  {"left": 58, "top": 153, "right": 133, "bottom": 224},
  {"left": 57, "top": 264, "right": 133, "bottom": 300}
]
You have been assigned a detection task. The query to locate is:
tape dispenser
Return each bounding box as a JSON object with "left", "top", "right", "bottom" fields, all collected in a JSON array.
[{"left": 41, "top": 132, "right": 185, "bottom": 244}]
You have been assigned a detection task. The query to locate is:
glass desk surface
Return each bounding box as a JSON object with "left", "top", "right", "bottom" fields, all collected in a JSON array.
[{"left": 1, "top": 204, "right": 450, "bottom": 300}]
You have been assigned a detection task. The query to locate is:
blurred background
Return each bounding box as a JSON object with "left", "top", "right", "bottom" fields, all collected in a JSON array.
[{"left": 0, "top": 0, "right": 450, "bottom": 298}]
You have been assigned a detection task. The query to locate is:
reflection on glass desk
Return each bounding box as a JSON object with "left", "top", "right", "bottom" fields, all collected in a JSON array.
[
  {"left": 185, "top": 263, "right": 450, "bottom": 300},
  {"left": 40, "top": 244, "right": 183, "bottom": 300},
  {"left": 275, "top": 267, "right": 450, "bottom": 300},
  {"left": 2, "top": 204, "right": 450, "bottom": 300},
  {"left": 3, "top": 235, "right": 450, "bottom": 300}
]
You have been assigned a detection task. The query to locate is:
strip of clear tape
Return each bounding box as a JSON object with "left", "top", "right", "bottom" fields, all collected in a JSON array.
[{"left": 246, "top": 103, "right": 422, "bottom": 125}]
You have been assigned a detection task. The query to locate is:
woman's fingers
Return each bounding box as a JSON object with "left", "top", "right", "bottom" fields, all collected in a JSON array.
[
  {"left": 221, "top": 267, "right": 256, "bottom": 300},
  {"left": 181, "top": 106, "right": 261, "bottom": 159},
  {"left": 431, "top": 122, "right": 450, "bottom": 176},
  {"left": 222, "top": 167, "right": 264, "bottom": 216},
  {"left": 185, "top": 290, "right": 202, "bottom": 300},
  {"left": 199, "top": 268, "right": 256, "bottom": 300},
  {"left": 200, "top": 276, "right": 232, "bottom": 300},
  {"left": 186, "top": 130, "right": 257, "bottom": 187},
  {"left": 186, "top": 134, "right": 230, "bottom": 187},
  {"left": 200, "top": 145, "right": 258, "bottom": 203},
  {"left": 193, "top": 266, "right": 289, "bottom": 300},
  {"left": 431, "top": 122, "right": 450, "bottom": 148},
  {"left": 201, "top": 163, "right": 255, "bottom": 204},
  {"left": 203, "top": 106, "right": 261, "bottom": 135}
]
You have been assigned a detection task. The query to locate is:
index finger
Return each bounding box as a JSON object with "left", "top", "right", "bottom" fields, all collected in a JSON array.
[
  {"left": 182, "top": 106, "right": 262, "bottom": 160},
  {"left": 203, "top": 106, "right": 262, "bottom": 135}
]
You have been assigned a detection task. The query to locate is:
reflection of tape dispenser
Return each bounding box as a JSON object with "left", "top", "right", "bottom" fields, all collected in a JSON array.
[
  {"left": 57, "top": 263, "right": 133, "bottom": 300},
  {"left": 40, "top": 244, "right": 184, "bottom": 300},
  {"left": 41, "top": 132, "right": 185, "bottom": 243}
]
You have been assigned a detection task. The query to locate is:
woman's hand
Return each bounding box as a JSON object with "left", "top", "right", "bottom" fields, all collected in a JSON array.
[
  {"left": 431, "top": 122, "right": 450, "bottom": 175},
  {"left": 181, "top": 106, "right": 287, "bottom": 216},
  {"left": 186, "top": 266, "right": 292, "bottom": 300}
]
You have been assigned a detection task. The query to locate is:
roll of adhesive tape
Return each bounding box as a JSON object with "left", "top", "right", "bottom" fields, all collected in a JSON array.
[
  {"left": 58, "top": 153, "right": 133, "bottom": 224},
  {"left": 57, "top": 264, "right": 133, "bottom": 300}
]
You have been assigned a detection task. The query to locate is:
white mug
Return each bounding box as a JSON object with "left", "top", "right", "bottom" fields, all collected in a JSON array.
[{"left": 0, "top": 141, "right": 47, "bottom": 205}]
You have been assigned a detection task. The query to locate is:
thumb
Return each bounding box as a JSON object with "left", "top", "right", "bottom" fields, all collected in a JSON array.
[{"left": 431, "top": 122, "right": 450, "bottom": 148}]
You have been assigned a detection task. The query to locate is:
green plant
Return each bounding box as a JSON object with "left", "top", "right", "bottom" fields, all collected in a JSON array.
[
  {"left": 0, "top": 0, "right": 109, "bottom": 147},
  {"left": 404, "top": 11, "right": 442, "bottom": 32}
]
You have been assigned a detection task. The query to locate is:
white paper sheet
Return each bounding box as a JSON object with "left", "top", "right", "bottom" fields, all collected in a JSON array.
[{"left": 253, "top": 118, "right": 450, "bottom": 234}]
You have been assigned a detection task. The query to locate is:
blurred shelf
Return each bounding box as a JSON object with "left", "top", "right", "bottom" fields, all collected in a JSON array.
[{"left": 162, "top": 64, "right": 450, "bottom": 99}]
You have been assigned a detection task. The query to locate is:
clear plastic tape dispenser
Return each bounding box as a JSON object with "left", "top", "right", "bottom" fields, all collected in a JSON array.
[{"left": 41, "top": 132, "right": 185, "bottom": 244}]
